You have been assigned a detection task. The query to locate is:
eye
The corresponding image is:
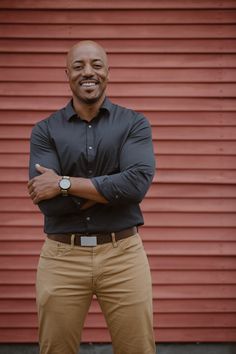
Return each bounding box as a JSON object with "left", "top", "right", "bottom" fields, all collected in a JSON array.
[
  {"left": 93, "top": 64, "right": 103, "bottom": 69},
  {"left": 73, "top": 65, "right": 83, "bottom": 71}
]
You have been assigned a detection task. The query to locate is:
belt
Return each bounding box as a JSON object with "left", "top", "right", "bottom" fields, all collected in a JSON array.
[{"left": 47, "top": 226, "right": 137, "bottom": 247}]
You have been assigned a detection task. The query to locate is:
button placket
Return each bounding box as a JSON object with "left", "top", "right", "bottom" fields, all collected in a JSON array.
[{"left": 86, "top": 123, "right": 95, "bottom": 176}]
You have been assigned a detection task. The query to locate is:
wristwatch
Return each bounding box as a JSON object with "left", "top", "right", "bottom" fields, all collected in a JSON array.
[{"left": 59, "top": 176, "right": 71, "bottom": 196}]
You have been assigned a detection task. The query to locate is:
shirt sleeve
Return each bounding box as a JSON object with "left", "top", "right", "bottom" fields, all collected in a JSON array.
[
  {"left": 91, "top": 114, "right": 155, "bottom": 205},
  {"left": 29, "top": 120, "right": 85, "bottom": 217}
]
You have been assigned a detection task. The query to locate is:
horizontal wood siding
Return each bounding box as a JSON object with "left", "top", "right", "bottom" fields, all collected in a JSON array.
[{"left": 0, "top": 0, "right": 236, "bottom": 343}]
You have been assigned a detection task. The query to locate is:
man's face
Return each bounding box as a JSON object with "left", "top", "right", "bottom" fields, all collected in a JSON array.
[{"left": 66, "top": 43, "right": 109, "bottom": 105}]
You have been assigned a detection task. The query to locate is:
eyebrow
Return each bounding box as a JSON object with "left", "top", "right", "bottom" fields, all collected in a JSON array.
[{"left": 73, "top": 59, "right": 104, "bottom": 64}]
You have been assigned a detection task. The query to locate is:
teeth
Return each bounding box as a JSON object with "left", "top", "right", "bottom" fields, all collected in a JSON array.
[{"left": 81, "top": 82, "right": 97, "bottom": 87}]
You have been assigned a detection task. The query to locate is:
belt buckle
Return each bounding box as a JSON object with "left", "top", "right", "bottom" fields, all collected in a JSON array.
[{"left": 80, "top": 236, "right": 97, "bottom": 247}]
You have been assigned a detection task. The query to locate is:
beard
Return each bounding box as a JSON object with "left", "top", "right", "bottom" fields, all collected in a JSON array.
[{"left": 75, "top": 86, "right": 106, "bottom": 105}]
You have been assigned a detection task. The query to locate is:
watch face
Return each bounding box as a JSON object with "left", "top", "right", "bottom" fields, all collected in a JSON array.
[{"left": 60, "top": 178, "right": 71, "bottom": 190}]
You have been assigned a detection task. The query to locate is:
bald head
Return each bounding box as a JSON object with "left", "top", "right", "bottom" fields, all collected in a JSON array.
[{"left": 66, "top": 40, "right": 108, "bottom": 70}]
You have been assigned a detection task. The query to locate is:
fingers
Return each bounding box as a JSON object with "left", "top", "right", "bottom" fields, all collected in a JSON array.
[
  {"left": 28, "top": 178, "right": 39, "bottom": 204},
  {"left": 35, "top": 163, "right": 50, "bottom": 174},
  {"left": 27, "top": 169, "right": 60, "bottom": 204}
]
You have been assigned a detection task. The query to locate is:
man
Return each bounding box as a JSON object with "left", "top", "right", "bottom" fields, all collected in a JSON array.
[{"left": 28, "top": 40, "right": 156, "bottom": 354}]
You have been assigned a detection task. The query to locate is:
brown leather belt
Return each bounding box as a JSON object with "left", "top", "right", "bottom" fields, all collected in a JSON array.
[{"left": 47, "top": 226, "right": 137, "bottom": 247}]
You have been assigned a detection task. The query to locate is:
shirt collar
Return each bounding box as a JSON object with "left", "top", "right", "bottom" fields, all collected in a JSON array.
[{"left": 64, "top": 97, "right": 112, "bottom": 121}]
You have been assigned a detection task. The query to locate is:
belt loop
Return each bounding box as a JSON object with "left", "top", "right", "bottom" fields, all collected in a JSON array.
[
  {"left": 70, "top": 234, "right": 75, "bottom": 248},
  {"left": 111, "top": 232, "right": 118, "bottom": 248}
]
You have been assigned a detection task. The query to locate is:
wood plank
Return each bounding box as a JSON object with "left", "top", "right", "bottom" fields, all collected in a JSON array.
[
  {"left": 1, "top": 298, "right": 236, "bottom": 314},
  {"left": 2, "top": 182, "right": 236, "bottom": 198},
  {"left": 2, "top": 82, "right": 236, "bottom": 98},
  {"left": 146, "top": 240, "right": 236, "bottom": 256},
  {"left": 143, "top": 212, "right": 236, "bottom": 228},
  {"left": 156, "top": 155, "right": 236, "bottom": 169},
  {"left": 0, "top": 226, "right": 44, "bottom": 241},
  {"left": 1, "top": 38, "right": 236, "bottom": 54},
  {"left": 143, "top": 112, "right": 236, "bottom": 126},
  {"left": 0, "top": 199, "right": 42, "bottom": 212},
  {"left": 141, "top": 198, "right": 236, "bottom": 212},
  {"left": 149, "top": 184, "right": 236, "bottom": 198},
  {"left": 144, "top": 241, "right": 236, "bottom": 256},
  {"left": 0, "top": 299, "right": 37, "bottom": 313},
  {"left": 0, "top": 213, "right": 44, "bottom": 227},
  {"left": 1, "top": 312, "right": 236, "bottom": 332},
  {"left": 1, "top": 254, "right": 236, "bottom": 271},
  {"left": 0, "top": 141, "right": 30, "bottom": 153},
  {"left": 0, "top": 238, "right": 236, "bottom": 256},
  {"left": 2, "top": 67, "right": 236, "bottom": 83},
  {"left": 153, "top": 284, "right": 236, "bottom": 299},
  {"left": 2, "top": 284, "right": 235, "bottom": 300},
  {"left": 141, "top": 227, "right": 236, "bottom": 241},
  {"left": 1, "top": 53, "right": 236, "bottom": 68},
  {"left": 1, "top": 111, "right": 236, "bottom": 126},
  {"left": 2, "top": 197, "right": 236, "bottom": 213},
  {"left": 0, "top": 154, "right": 236, "bottom": 172},
  {"left": 1, "top": 269, "right": 236, "bottom": 285},
  {"left": 152, "top": 127, "right": 236, "bottom": 140},
  {"left": 153, "top": 313, "right": 236, "bottom": 328},
  {"left": 155, "top": 141, "right": 236, "bottom": 155},
  {"left": 0, "top": 111, "right": 51, "bottom": 125},
  {"left": 154, "top": 171, "right": 236, "bottom": 185},
  {"left": 0, "top": 256, "right": 39, "bottom": 270},
  {"left": 153, "top": 328, "right": 236, "bottom": 342},
  {"left": 0, "top": 0, "right": 236, "bottom": 10},
  {"left": 0, "top": 225, "right": 236, "bottom": 242},
  {"left": 152, "top": 270, "right": 236, "bottom": 284},
  {"left": 154, "top": 299, "right": 236, "bottom": 313},
  {"left": 1, "top": 153, "right": 236, "bottom": 169},
  {"left": 2, "top": 125, "right": 236, "bottom": 141},
  {"left": 1, "top": 24, "right": 236, "bottom": 39},
  {"left": 0, "top": 329, "right": 38, "bottom": 343},
  {"left": 1, "top": 312, "right": 236, "bottom": 329},
  {"left": 0, "top": 127, "right": 32, "bottom": 139},
  {"left": 1, "top": 96, "right": 235, "bottom": 111},
  {"left": 1, "top": 327, "right": 236, "bottom": 343},
  {"left": 1, "top": 10, "right": 236, "bottom": 24},
  {"left": 1, "top": 140, "right": 236, "bottom": 155}
]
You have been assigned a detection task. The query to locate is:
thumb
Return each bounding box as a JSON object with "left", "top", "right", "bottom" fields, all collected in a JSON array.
[{"left": 35, "top": 163, "right": 50, "bottom": 174}]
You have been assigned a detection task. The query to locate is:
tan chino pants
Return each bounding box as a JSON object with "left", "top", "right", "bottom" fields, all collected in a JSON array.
[{"left": 36, "top": 233, "right": 156, "bottom": 354}]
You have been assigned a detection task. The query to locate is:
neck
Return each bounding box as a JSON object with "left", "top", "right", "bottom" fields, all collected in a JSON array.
[{"left": 72, "top": 95, "right": 105, "bottom": 121}]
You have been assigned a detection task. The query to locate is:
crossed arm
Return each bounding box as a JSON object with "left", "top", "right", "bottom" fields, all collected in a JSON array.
[
  {"left": 28, "top": 163, "right": 107, "bottom": 206},
  {"left": 28, "top": 115, "right": 155, "bottom": 216}
]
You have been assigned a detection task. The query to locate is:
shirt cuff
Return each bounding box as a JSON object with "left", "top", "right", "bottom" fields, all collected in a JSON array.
[{"left": 91, "top": 175, "right": 120, "bottom": 204}]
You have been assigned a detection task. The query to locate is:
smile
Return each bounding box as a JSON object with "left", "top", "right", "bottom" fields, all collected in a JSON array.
[{"left": 80, "top": 81, "right": 98, "bottom": 87}]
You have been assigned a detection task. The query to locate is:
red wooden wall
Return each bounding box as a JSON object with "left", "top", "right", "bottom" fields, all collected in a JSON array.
[{"left": 0, "top": 0, "right": 236, "bottom": 343}]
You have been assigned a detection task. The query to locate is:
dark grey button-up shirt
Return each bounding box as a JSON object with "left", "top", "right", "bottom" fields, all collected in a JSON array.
[{"left": 29, "top": 97, "right": 155, "bottom": 234}]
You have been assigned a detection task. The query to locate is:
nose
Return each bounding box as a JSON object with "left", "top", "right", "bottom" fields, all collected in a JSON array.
[{"left": 82, "top": 64, "right": 94, "bottom": 76}]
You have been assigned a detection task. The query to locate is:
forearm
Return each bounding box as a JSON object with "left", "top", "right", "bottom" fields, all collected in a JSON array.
[
  {"left": 91, "top": 167, "right": 155, "bottom": 205},
  {"left": 69, "top": 177, "right": 108, "bottom": 204},
  {"left": 38, "top": 195, "right": 84, "bottom": 217}
]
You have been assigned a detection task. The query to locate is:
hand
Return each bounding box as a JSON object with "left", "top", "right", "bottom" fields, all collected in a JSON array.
[{"left": 28, "top": 164, "right": 61, "bottom": 204}]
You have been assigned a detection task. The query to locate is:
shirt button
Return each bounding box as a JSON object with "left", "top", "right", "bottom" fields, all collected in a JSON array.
[
  {"left": 88, "top": 170, "right": 93, "bottom": 174},
  {"left": 115, "top": 195, "right": 119, "bottom": 199},
  {"left": 86, "top": 217, "right": 90, "bottom": 221},
  {"left": 88, "top": 125, "right": 92, "bottom": 128},
  {"left": 88, "top": 146, "right": 93, "bottom": 150}
]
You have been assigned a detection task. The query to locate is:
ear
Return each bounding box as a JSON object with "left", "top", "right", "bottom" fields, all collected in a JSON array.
[{"left": 65, "top": 68, "right": 69, "bottom": 79}]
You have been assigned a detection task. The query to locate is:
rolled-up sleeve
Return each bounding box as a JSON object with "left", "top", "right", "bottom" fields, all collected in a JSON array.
[
  {"left": 29, "top": 121, "right": 84, "bottom": 216},
  {"left": 91, "top": 115, "right": 155, "bottom": 205}
]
